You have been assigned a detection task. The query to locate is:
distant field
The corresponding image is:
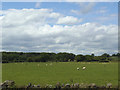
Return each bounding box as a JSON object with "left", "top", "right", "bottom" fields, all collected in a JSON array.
[{"left": 2, "top": 62, "right": 118, "bottom": 87}]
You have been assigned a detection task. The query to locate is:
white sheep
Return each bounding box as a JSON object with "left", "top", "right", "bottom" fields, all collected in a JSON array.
[
  {"left": 46, "top": 64, "right": 48, "bottom": 66},
  {"left": 82, "top": 66, "right": 86, "bottom": 70},
  {"left": 77, "top": 67, "right": 80, "bottom": 70}
]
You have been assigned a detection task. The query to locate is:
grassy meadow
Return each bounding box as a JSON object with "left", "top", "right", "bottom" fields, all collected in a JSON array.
[{"left": 2, "top": 62, "right": 118, "bottom": 87}]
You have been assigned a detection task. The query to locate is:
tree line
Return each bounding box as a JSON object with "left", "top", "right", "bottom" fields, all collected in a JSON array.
[{"left": 2, "top": 52, "right": 119, "bottom": 63}]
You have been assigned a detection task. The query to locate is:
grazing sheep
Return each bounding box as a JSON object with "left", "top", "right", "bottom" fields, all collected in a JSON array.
[
  {"left": 77, "top": 67, "right": 80, "bottom": 70},
  {"left": 82, "top": 66, "right": 86, "bottom": 70},
  {"left": 46, "top": 64, "right": 48, "bottom": 66}
]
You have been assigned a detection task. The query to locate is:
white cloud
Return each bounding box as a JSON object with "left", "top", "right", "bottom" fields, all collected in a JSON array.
[
  {"left": 1, "top": 9, "right": 118, "bottom": 55},
  {"left": 57, "top": 16, "right": 82, "bottom": 25},
  {"left": 1, "top": 8, "right": 61, "bottom": 27},
  {"left": 49, "top": 12, "right": 62, "bottom": 18}
]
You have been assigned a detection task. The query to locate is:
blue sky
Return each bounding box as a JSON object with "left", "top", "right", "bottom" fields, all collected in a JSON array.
[
  {"left": 2, "top": 2, "right": 118, "bottom": 25},
  {"left": 1, "top": 2, "right": 118, "bottom": 55}
]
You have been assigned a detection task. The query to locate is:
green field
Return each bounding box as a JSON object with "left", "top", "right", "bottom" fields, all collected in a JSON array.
[{"left": 2, "top": 62, "right": 118, "bottom": 87}]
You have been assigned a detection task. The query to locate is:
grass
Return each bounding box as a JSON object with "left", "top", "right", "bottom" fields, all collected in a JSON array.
[{"left": 2, "top": 62, "right": 118, "bottom": 87}]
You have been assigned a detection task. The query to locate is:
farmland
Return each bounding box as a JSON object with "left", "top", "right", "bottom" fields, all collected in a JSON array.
[{"left": 2, "top": 62, "right": 118, "bottom": 87}]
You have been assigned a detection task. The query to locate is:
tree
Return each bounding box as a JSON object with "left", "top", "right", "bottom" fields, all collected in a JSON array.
[
  {"left": 75, "top": 54, "right": 85, "bottom": 62},
  {"left": 101, "top": 53, "right": 110, "bottom": 57},
  {"left": 91, "top": 53, "right": 94, "bottom": 57},
  {"left": 27, "top": 57, "right": 34, "bottom": 62},
  {"left": 84, "top": 55, "right": 93, "bottom": 62},
  {"left": 55, "top": 52, "right": 75, "bottom": 62}
]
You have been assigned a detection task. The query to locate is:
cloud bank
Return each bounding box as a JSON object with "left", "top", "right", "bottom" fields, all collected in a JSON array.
[{"left": 1, "top": 8, "right": 118, "bottom": 55}]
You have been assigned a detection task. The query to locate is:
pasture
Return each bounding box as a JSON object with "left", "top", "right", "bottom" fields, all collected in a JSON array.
[{"left": 2, "top": 62, "right": 118, "bottom": 87}]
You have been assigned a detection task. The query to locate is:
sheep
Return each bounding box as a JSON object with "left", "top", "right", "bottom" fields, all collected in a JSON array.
[
  {"left": 46, "top": 64, "right": 48, "bottom": 66},
  {"left": 82, "top": 66, "right": 86, "bottom": 70},
  {"left": 77, "top": 67, "right": 80, "bottom": 70}
]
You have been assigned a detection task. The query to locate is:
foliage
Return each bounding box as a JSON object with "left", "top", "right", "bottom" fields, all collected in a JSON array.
[{"left": 2, "top": 52, "right": 119, "bottom": 63}]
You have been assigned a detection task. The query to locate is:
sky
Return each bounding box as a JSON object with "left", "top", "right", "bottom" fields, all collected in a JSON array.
[{"left": 0, "top": 2, "right": 118, "bottom": 55}]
